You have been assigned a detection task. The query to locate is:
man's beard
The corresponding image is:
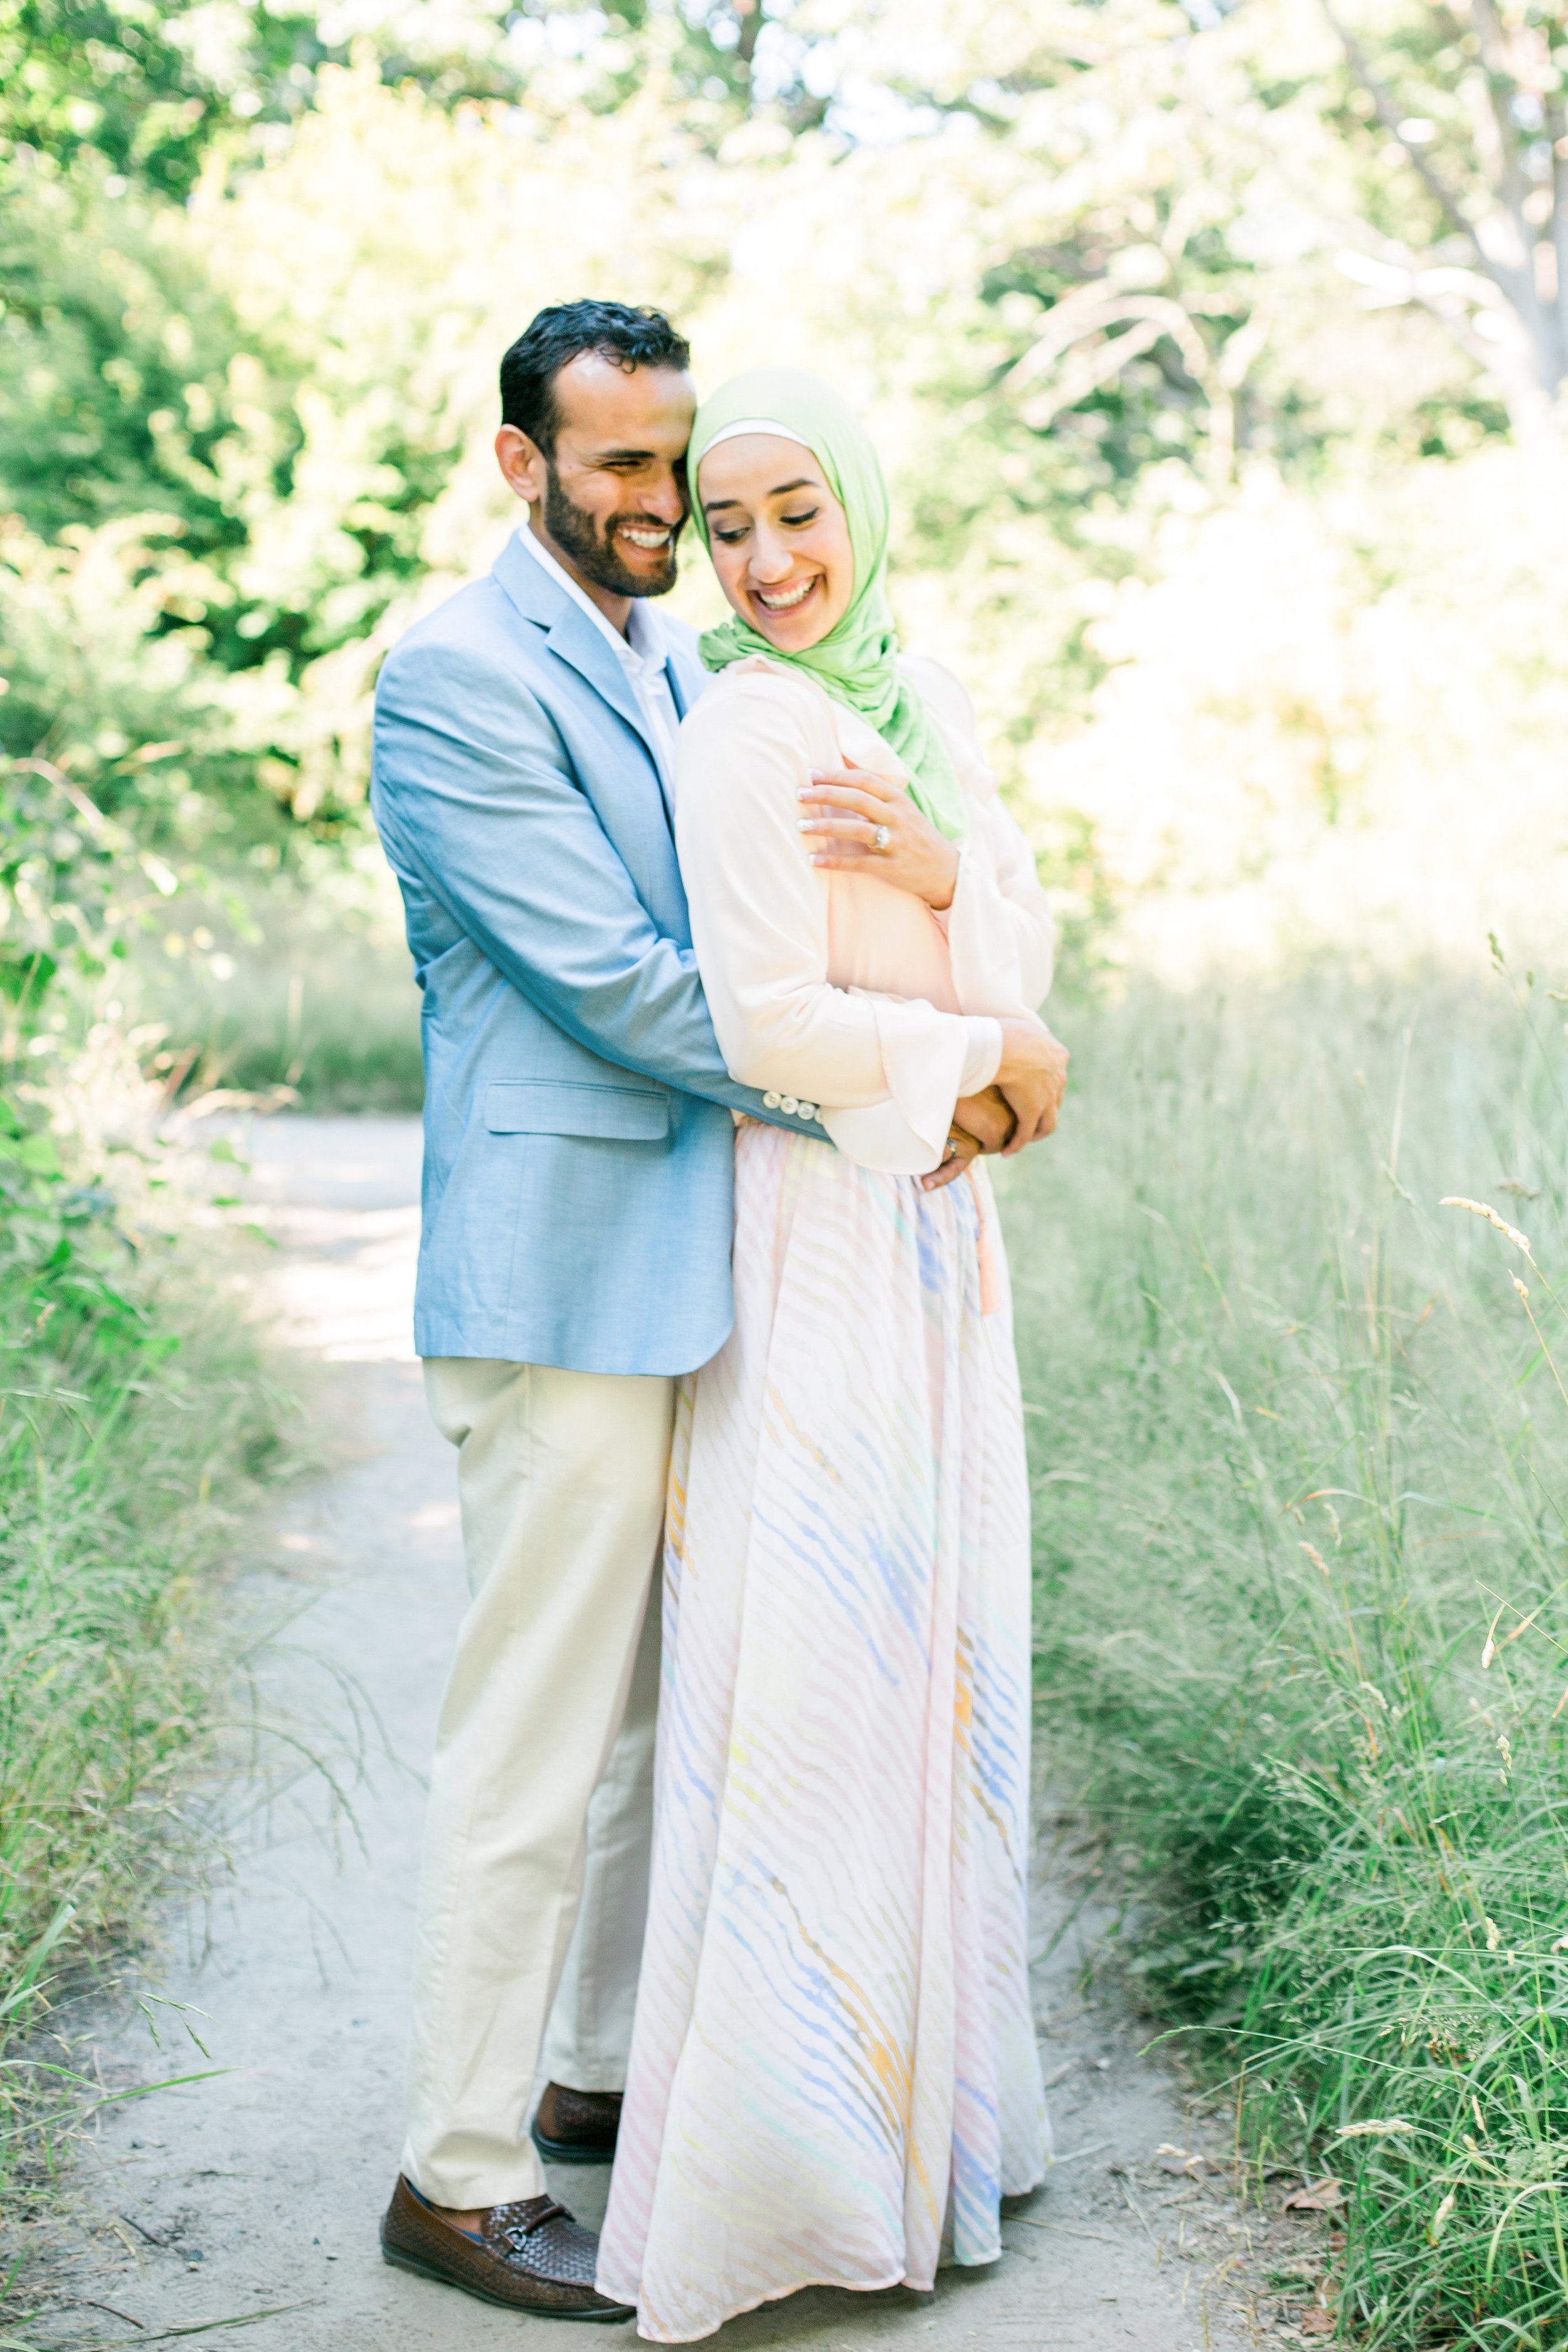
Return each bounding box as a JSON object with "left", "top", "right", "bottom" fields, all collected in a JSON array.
[{"left": 542, "top": 464, "right": 681, "bottom": 598}]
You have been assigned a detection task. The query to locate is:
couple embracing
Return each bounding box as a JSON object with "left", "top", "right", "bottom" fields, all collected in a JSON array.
[{"left": 369, "top": 299, "right": 1069, "bottom": 2343}]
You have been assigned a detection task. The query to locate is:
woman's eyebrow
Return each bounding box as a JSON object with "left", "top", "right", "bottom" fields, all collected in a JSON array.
[{"left": 702, "top": 477, "right": 818, "bottom": 516}]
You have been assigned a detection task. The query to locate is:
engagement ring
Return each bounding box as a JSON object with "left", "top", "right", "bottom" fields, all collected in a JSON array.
[{"left": 872, "top": 824, "right": 892, "bottom": 852}]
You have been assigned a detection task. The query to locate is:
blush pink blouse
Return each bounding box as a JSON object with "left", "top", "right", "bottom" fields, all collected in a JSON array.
[{"left": 674, "top": 652, "right": 1056, "bottom": 1175}]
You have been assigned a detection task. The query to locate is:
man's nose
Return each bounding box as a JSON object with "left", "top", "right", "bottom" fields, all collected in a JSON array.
[{"left": 642, "top": 466, "right": 687, "bottom": 522}]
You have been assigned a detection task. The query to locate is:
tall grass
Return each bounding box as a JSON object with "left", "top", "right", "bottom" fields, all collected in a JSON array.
[
  {"left": 0, "top": 1243, "right": 292, "bottom": 2178},
  {"left": 129, "top": 855, "right": 424, "bottom": 1115},
  {"left": 1008, "top": 954, "right": 1568, "bottom": 2346}
]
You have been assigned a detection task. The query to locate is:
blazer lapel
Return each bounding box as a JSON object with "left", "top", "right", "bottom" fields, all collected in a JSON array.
[
  {"left": 490, "top": 531, "right": 684, "bottom": 917},
  {"left": 492, "top": 531, "right": 662, "bottom": 773}
]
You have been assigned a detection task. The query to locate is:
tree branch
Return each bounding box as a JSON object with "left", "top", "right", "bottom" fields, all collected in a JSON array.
[
  {"left": 1009, "top": 296, "right": 1234, "bottom": 480},
  {"left": 1550, "top": 98, "right": 1568, "bottom": 376},
  {"left": 1468, "top": 0, "right": 1541, "bottom": 294},
  {"left": 1320, "top": 0, "right": 1477, "bottom": 248}
]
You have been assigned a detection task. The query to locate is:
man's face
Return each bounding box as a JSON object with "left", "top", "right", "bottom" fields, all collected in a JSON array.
[{"left": 495, "top": 352, "right": 696, "bottom": 600}]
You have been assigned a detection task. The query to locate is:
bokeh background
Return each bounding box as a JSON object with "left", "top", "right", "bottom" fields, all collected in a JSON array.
[
  {"left": 6, "top": 5, "right": 1568, "bottom": 2343},
  {"left": 6, "top": 0, "right": 1567, "bottom": 1099}
]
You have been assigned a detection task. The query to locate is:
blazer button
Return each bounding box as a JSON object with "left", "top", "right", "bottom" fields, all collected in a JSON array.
[
  {"left": 763, "top": 1091, "right": 781, "bottom": 1109},
  {"left": 798, "top": 1102, "right": 818, "bottom": 1120},
  {"left": 780, "top": 1095, "right": 799, "bottom": 1115}
]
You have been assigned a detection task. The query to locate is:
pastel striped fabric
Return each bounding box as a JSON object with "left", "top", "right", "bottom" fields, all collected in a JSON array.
[{"left": 596, "top": 1121, "right": 1049, "bottom": 2342}]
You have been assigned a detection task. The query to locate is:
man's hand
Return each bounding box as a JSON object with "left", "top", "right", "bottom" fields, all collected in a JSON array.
[
  {"left": 919, "top": 1088, "right": 1017, "bottom": 1192},
  {"left": 953, "top": 1088, "right": 1017, "bottom": 1154},
  {"left": 993, "top": 1020, "right": 1070, "bottom": 1152}
]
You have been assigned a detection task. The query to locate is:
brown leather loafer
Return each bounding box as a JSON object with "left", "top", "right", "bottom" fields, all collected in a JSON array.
[
  {"left": 380, "top": 2174, "right": 633, "bottom": 2321},
  {"left": 531, "top": 2081, "right": 623, "bottom": 2165}
]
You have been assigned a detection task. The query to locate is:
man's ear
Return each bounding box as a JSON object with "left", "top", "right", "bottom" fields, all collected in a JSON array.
[{"left": 495, "top": 424, "right": 548, "bottom": 506}]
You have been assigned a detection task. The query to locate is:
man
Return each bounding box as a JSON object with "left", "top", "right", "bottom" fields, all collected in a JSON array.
[{"left": 369, "top": 300, "right": 1067, "bottom": 2321}]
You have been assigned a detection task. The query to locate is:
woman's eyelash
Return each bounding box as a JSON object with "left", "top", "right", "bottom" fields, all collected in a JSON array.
[{"left": 712, "top": 508, "right": 820, "bottom": 545}]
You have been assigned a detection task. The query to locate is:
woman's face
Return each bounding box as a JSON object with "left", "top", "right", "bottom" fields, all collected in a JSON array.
[{"left": 697, "top": 435, "right": 854, "bottom": 652}]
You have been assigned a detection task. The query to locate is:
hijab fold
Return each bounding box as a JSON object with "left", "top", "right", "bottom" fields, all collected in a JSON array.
[{"left": 688, "top": 368, "right": 968, "bottom": 842}]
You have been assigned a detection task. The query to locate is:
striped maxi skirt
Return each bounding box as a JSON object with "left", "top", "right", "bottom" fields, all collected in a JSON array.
[{"left": 596, "top": 1119, "right": 1049, "bottom": 2342}]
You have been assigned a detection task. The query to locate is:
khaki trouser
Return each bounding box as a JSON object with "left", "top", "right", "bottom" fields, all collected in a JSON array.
[{"left": 402, "top": 1357, "right": 675, "bottom": 2210}]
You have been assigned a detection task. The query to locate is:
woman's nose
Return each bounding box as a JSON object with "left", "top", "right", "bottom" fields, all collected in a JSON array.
[{"left": 748, "top": 531, "right": 795, "bottom": 583}]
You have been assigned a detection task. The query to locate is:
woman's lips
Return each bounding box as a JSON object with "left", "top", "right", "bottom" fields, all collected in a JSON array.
[{"left": 753, "top": 575, "right": 820, "bottom": 616}]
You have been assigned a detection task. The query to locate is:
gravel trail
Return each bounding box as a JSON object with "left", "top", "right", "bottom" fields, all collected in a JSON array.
[{"left": 45, "top": 1116, "right": 1263, "bottom": 2352}]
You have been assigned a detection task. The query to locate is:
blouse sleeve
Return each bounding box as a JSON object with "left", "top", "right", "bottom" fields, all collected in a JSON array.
[
  {"left": 945, "top": 799, "right": 1057, "bottom": 1013},
  {"left": 675, "top": 669, "right": 1000, "bottom": 1173},
  {"left": 903, "top": 655, "right": 1057, "bottom": 1014}
]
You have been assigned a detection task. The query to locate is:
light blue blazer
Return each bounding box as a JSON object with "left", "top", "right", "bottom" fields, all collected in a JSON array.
[{"left": 371, "top": 532, "right": 824, "bottom": 1377}]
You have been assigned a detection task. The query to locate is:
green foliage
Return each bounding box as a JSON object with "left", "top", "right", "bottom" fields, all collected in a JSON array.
[
  {"left": 1009, "top": 958, "right": 1568, "bottom": 2341},
  {"left": 0, "top": 1231, "right": 292, "bottom": 2178},
  {"left": 0, "top": 176, "right": 292, "bottom": 563},
  {"left": 0, "top": 756, "right": 292, "bottom": 2185},
  {"left": 0, "top": 755, "right": 142, "bottom": 1013},
  {"left": 0, "top": 0, "right": 253, "bottom": 197}
]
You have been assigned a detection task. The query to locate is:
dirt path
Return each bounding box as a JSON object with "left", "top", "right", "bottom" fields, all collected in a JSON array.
[{"left": 48, "top": 1116, "right": 1264, "bottom": 2352}]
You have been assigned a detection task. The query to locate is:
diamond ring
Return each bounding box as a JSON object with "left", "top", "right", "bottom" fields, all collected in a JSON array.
[{"left": 872, "top": 824, "right": 892, "bottom": 852}]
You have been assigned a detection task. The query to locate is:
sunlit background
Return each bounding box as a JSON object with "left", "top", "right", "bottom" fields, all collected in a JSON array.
[{"left": 6, "top": 0, "right": 1567, "bottom": 1093}]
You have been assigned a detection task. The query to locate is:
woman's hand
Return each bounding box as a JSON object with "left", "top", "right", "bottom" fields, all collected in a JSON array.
[
  {"left": 994, "top": 1020, "right": 1070, "bottom": 1151},
  {"left": 797, "top": 759, "right": 960, "bottom": 910}
]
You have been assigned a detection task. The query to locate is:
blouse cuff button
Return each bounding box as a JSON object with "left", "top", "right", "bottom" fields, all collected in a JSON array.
[
  {"left": 780, "top": 1095, "right": 799, "bottom": 1115},
  {"left": 798, "top": 1102, "right": 818, "bottom": 1120},
  {"left": 763, "top": 1091, "right": 781, "bottom": 1110}
]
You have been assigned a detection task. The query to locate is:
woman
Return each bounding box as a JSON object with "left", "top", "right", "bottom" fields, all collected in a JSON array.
[{"left": 596, "top": 369, "right": 1064, "bottom": 2341}]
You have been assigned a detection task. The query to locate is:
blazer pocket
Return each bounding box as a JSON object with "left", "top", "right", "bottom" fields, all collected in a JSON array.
[{"left": 485, "top": 1078, "right": 670, "bottom": 1142}]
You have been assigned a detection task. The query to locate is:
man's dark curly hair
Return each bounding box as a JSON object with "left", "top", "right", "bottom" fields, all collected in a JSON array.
[{"left": 499, "top": 300, "right": 692, "bottom": 456}]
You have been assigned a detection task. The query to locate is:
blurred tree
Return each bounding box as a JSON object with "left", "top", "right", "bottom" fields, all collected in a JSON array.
[
  {"left": 1, "top": 0, "right": 245, "bottom": 198},
  {"left": 0, "top": 181, "right": 290, "bottom": 556},
  {"left": 0, "top": 0, "right": 600, "bottom": 199},
  {"left": 1315, "top": 0, "right": 1568, "bottom": 435},
  {"left": 0, "top": 0, "right": 1550, "bottom": 883}
]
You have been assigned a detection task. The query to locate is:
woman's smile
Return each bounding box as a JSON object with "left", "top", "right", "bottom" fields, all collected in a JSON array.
[{"left": 752, "top": 573, "right": 821, "bottom": 615}]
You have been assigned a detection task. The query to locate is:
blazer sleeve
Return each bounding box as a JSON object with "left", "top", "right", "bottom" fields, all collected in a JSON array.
[
  {"left": 370, "top": 632, "right": 819, "bottom": 1128},
  {"left": 675, "top": 669, "right": 1000, "bottom": 1173}
]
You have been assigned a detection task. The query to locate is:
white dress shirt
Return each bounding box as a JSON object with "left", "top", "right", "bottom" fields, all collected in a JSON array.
[{"left": 514, "top": 522, "right": 682, "bottom": 796}]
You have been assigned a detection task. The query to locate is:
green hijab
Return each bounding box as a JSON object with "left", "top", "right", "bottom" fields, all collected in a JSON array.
[{"left": 687, "top": 366, "right": 967, "bottom": 842}]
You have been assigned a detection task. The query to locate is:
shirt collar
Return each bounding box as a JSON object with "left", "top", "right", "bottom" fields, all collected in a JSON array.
[{"left": 513, "top": 522, "right": 668, "bottom": 678}]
